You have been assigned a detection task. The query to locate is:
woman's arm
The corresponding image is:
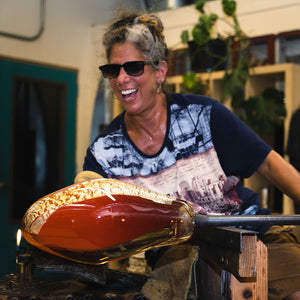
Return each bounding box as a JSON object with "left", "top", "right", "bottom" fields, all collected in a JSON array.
[{"left": 257, "top": 150, "right": 300, "bottom": 204}]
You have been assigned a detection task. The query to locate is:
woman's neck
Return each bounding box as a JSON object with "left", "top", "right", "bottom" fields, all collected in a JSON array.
[{"left": 125, "top": 94, "right": 168, "bottom": 155}]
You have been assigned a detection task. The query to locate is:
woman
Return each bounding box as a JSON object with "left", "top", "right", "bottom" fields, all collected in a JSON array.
[{"left": 80, "top": 12, "right": 300, "bottom": 300}]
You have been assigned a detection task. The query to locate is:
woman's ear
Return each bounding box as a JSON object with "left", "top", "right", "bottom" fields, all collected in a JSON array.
[{"left": 156, "top": 60, "right": 168, "bottom": 84}]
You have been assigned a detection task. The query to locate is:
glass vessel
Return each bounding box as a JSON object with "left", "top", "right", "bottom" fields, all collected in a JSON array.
[{"left": 22, "top": 179, "right": 195, "bottom": 265}]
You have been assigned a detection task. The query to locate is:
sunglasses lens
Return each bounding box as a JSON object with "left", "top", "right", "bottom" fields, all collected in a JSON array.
[
  {"left": 124, "top": 61, "right": 146, "bottom": 76},
  {"left": 100, "top": 64, "right": 120, "bottom": 79},
  {"left": 99, "top": 61, "right": 149, "bottom": 79}
]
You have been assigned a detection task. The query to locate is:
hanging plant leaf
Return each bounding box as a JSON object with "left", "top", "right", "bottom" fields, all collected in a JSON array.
[
  {"left": 222, "top": 0, "right": 236, "bottom": 16},
  {"left": 182, "top": 72, "right": 206, "bottom": 94},
  {"left": 195, "top": 0, "right": 206, "bottom": 13},
  {"left": 182, "top": 72, "right": 198, "bottom": 90},
  {"left": 181, "top": 30, "right": 189, "bottom": 44},
  {"left": 192, "top": 14, "right": 218, "bottom": 46}
]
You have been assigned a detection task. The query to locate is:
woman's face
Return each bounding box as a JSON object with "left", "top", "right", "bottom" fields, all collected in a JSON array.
[{"left": 108, "top": 41, "right": 166, "bottom": 116}]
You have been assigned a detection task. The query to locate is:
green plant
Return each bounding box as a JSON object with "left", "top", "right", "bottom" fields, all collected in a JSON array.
[
  {"left": 181, "top": 0, "right": 249, "bottom": 97},
  {"left": 242, "top": 88, "right": 286, "bottom": 135},
  {"left": 182, "top": 72, "right": 206, "bottom": 95},
  {"left": 180, "top": 0, "right": 285, "bottom": 135}
]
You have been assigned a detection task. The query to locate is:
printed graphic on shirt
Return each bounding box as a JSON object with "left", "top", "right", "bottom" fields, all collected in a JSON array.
[
  {"left": 92, "top": 103, "right": 213, "bottom": 176},
  {"left": 91, "top": 101, "right": 241, "bottom": 214},
  {"left": 118, "top": 148, "right": 241, "bottom": 214}
]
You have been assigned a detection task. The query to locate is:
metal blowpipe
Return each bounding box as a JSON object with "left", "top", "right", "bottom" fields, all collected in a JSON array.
[{"left": 195, "top": 214, "right": 300, "bottom": 228}]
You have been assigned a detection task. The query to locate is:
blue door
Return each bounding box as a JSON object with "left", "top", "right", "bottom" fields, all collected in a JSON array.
[{"left": 0, "top": 58, "right": 77, "bottom": 275}]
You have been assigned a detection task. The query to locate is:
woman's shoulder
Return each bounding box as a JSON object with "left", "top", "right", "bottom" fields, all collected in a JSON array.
[{"left": 168, "top": 93, "right": 218, "bottom": 107}]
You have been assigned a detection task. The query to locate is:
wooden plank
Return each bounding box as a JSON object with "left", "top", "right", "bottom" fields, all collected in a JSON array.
[
  {"left": 229, "top": 240, "right": 268, "bottom": 300},
  {"left": 193, "top": 238, "right": 267, "bottom": 299},
  {"left": 195, "top": 227, "right": 257, "bottom": 278},
  {"left": 255, "top": 240, "right": 268, "bottom": 299},
  {"left": 238, "top": 235, "right": 257, "bottom": 278},
  {"left": 195, "top": 227, "right": 256, "bottom": 252}
]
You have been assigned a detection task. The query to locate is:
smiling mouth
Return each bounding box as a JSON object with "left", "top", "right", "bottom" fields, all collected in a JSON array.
[{"left": 121, "top": 88, "right": 138, "bottom": 98}]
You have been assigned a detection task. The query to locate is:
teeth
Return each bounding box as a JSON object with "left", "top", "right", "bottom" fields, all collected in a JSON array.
[{"left": 121, "top": 89, "right": 136, "bottom": 96}]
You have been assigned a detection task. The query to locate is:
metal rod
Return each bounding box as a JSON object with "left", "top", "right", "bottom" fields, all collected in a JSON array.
[
  {"left": 0, "top": 0, "right": 45, "bottom": 41},
  {"left": 194, "top": 214, "right": 300, "bottom": 228}
]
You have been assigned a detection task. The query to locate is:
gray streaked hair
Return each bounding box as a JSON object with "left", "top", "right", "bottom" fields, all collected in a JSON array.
[{"left": 102, "top": 13, "right": 168, "bottom": 69}]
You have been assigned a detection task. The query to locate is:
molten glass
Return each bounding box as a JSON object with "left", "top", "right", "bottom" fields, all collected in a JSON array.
[{"left": 22, "top": 179, "right": 195, "bottom": 265}]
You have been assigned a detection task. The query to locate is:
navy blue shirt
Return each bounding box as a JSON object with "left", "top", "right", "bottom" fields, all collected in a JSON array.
[{"left": 84, "top": 93, "right": 272, "bottom": 230}]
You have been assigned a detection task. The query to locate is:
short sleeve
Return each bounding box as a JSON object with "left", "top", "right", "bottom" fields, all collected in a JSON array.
[
  {"left": 83, "top": 147, "right": 109, "bottom": 178},
  {"left": 211, "top": 101, "right": 272, "bottom": 178}
]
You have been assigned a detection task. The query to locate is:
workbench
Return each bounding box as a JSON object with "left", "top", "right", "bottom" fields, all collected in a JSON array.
[{"left": 191, "top": 227, "right": 267, "bottom": 299}]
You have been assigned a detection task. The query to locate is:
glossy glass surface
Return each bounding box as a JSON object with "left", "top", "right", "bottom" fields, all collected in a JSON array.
[{"left": 22, "top": 193, "right": 195, "bottom": 264}]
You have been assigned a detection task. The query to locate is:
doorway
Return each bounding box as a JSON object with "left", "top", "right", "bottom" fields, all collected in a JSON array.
[{"left": 0, "top": 58, "right": 77, "bottom": 275}]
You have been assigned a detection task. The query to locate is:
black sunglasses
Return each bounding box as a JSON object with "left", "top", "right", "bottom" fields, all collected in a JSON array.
[{"left": 99, "top": 61, "right": 151, "bottom": 79}]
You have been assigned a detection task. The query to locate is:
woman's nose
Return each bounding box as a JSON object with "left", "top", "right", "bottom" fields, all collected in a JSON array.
[{"left": 116, "top": 67, "right": 130, "bottom": 84}]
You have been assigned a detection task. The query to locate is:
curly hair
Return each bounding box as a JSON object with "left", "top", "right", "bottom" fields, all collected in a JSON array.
[{"left": 102, "top": 12, "right": 168, "bottom": 69}]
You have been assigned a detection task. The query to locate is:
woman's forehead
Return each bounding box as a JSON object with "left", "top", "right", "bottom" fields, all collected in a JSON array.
[{"left": 109, "top": 41, "right": 146, "bottom": 62}]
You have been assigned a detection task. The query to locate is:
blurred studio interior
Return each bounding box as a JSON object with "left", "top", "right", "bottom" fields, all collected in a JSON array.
[{"left": 1, "top": 0, "right": 300, "bottom": 298}]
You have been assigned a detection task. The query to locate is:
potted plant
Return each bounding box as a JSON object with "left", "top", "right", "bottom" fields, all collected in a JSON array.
[{"left": 180, "top": 0, "right": 285, "bottom": 136}]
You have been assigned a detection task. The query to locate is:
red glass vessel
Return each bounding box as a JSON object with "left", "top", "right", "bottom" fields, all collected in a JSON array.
[{"left": 22, "top": 179, "right": 195, "bottom": 264}]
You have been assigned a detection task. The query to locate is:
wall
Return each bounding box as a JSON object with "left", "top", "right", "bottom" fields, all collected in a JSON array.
[
  {"left": 157, "top": 0, "right": 300, "bottom": 49},
  {"left": 0, "top": 0, "right": 146, "bottom": 175}
]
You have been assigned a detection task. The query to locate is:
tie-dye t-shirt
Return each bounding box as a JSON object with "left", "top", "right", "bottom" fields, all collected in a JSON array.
[{"left": 84, "top": 93, "right": 271, "bottom": 215}]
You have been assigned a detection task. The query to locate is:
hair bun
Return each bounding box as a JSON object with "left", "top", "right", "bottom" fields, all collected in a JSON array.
[{"left": 134, "top": 14, "right": 164, "bottom": 39}]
